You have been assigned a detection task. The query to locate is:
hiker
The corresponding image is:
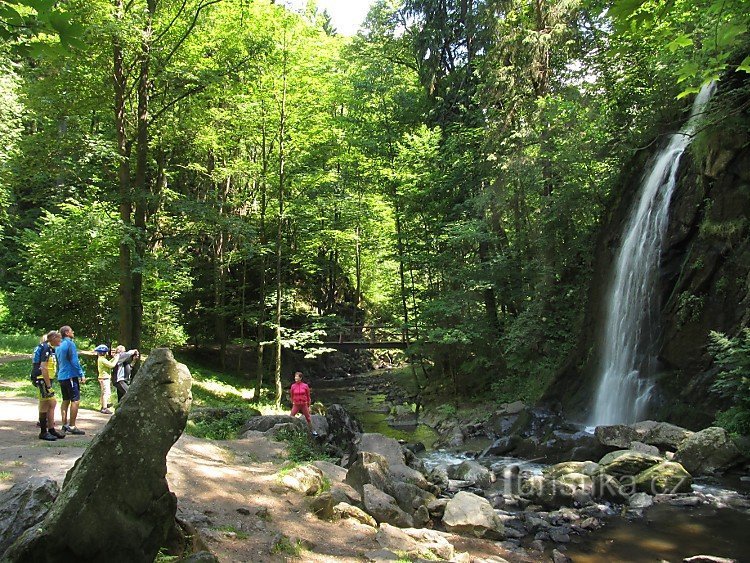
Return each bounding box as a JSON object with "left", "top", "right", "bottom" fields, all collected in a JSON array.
[
  {"left": 111, "top": 345, "right": 139, "bottom": 402},
  {"left": 94, "top": 344, "right": 116, "bottom": 414},
  {"left": 56, "top": 325, "right": 86, "bottom": 435},
  {"left": 289, "top": 371, "right": 315, "bottom": 434},
  {"left": 31, "top": 331, "right": 66, "bottom": 441}
]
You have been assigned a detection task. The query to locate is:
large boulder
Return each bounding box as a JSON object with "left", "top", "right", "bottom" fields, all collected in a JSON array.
[
  {"left": 598, "top": 450, "right": 663, "bottom": 477},
  {"left": 634, "top": 421, "right": 693, "bottom": 450},
  {"left": 356, "top": 433, "right": 406, "bottom": 467},
  {"left": 376, "top": 524, "right": 455, "bottom": 561},
  {"left": 544, "top": 461, "right": 600, "bottom": 480},
  {"left": 362, "top": 484, "right": 413, "bottom": 528},
  {"left": 239, "top": 415, "right": 300, "bottom": 434},
  {"left": 442, "top": 491, "right": 505, "bottom": 540},
  {"left": 595, "top": 421, "right": 693, "bottom": 451},
  {"left": 0, "top": 478, "right": 59, "bottom": 555},
  {"left": 389, "top": 481, "right": 436, "bottom": 522},
  {"left": 325, "top": 404, "right": 363, "bottom": 456},
  {"left": 447, "top": 461, "right": 495, "bottom": 489},
  {"left": 345, "top": 451, "right": 392, "bottom": 496},
  {"left": 522, "top": 473, "right": 594, "bottom": 508},
  {"left": 4, "top": 348, "right": 192, "bottom": 562},
  {"left": 280, "top": 464, "right": 326, "bottom": 495},
  {"left": 634, "top": 461, "right": 692, "bottom": 494},
  {"left": 674, "top": 427, "right": 743, "bottom": 475},
  {"left": 355, "top": 433, "right": 429, "bottom": 490},
  {"left": 333, "top": 502, "right": 377, "bottom": 527}
]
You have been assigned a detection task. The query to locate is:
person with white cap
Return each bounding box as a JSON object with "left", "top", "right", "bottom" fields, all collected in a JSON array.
[{"left": 94, "top": 344, "right": 116, "bottom": 414}]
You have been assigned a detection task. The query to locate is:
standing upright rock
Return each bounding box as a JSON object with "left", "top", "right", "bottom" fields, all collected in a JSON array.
[{"left": 3, "top": 348, "right": 192, "bottom": 563}]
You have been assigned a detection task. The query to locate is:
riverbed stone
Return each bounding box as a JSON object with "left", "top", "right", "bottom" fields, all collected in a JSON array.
[
  {"left": 345, "top": 451, "right": 392, "bottom": 496},
  {"left": 333, "top": 502, "right": 377, "bottom": 527},
  {"left": 447, "top": 460, "right": 495, "bottom": 489},
  {"left": 281, "top": 464, "right": 326, "bottom": 495},
  {"left": 598, "top": 449, "right": 663, "bottom": 477},
  {"left": 363, "top": 484, "right": 413, "bottom": 528},
  {"left": 634, "top": 461, "right": 692, "bottom": 494},
  {"left": 595, "top": 421, "right": 692, "bottom": 451},
  {"left": 674, "top": 427, "right": 743, "bottom": 475},
  {"left": 309, "top": 492, "right": 336, "bottom": 519},
  {"left": 311, "top": 460, "right": 347, "bottom": 483},
  {"left": 4, "top": 348, "right": 192, "bottom": 563},
  {"left": 326, "top": 403, "right": 363, "bottom": 456},
  {"left": 592, "top": 473, "right": 629, "bottom": 501},
  {"left": 634, "top": 421, "right": 693, "bottom": 450},
  {"left": 376, "top": 523, "right": 455, "bottom": 561},
  {"left": 0, "top": 477, "right": 60, "bottom": 555},
  {"left": 442, "top": 491, "right": 505, "bottom": 539},
  {"left": 544, "top": 461, "right": 600, "bottom": 480},
  {"left": 390, "top": 481, "right": 436, "bottom": 516},
  {"left": 355, "top": 433, "right": 429, "bottom": 490},
  {"left": 240, "top": 415, "right": 301, "bottom": 434},
  {"left": 629, "top": 492, "right": 654, "bottom": 509}
]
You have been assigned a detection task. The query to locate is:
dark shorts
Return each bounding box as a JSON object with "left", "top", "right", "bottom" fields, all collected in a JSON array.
[{"left": 59, "top": 378, "right": 81, "bottom": 402}]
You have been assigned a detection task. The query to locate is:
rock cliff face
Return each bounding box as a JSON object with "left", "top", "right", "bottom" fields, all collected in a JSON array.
[{"left": 546, "top": 76, "right": 750, "bottom": 429}]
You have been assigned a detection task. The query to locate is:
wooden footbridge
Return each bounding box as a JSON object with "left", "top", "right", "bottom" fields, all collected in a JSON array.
[{"left": 309, "top": 325, "right": 409, "bottom": 350}]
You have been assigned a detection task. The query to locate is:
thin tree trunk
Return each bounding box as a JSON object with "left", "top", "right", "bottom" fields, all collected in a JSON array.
[
  {"left": 274, "top": 33, "right": 288, "bottom": 408},
  {"left": 131, "top": 0, "right": 156, "bottom": 351},
  {"left": 113, "top": 0, "right": 133, "bottom": 348}
]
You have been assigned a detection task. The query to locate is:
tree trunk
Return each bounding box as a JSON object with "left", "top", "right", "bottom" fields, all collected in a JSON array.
[
  {"left": 113, "top": 0, "right": 133, "bottom": 348},
  {"left": 274, "top": 33, "right": 288, "bottom": 408},
  {"left": 131, "top": 0, "right": 156, "bottom": 351}
]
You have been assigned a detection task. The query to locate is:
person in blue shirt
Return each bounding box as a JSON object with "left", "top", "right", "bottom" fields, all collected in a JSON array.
[
  {"left": 56, "top": 325, "right": 86, "bottom": 435},
  {"left": 31, "top": 330, "right": 66, "bottom": 441}
]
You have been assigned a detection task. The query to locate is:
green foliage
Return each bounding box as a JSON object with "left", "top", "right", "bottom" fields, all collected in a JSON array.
[
  {"left": 186, "top": 408, "right": 252, "bottom": 440},
  {"left": 0, "top": 471, "right": 11, "bottom": 481},
  {"left": 270, "top": 535, "right": 303, "bottom": 557},
  {"left": 709, "top": 329, "right": 750, "bottom": 435},
  {"left": 275, "top": 426, "right": 330, "bottom": 463},
  {"left": 0, "top": 333, "right": 40, "bottom": 354},
  {"left": 609, "top": 0, "right": 749, "bottom": 95}
]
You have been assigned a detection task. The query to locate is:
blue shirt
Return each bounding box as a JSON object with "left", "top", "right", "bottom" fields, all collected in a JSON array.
[{"left": 56, "top": 337, "right": 83, "bottom": 380}]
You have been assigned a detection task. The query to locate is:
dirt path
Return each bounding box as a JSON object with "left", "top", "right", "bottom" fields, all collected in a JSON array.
[{"left": 0, "top": 388, "right": 526, "bottom": 562}]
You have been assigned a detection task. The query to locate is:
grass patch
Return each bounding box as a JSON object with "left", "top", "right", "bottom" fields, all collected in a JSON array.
[
  {"left": 214, "top": 525, "right": 249, "bottom": 540},
  {"left": 186, "top": 408, "right": 255, "bottom": 440},
  {"left": 0, "top": 359, "right": 103, "bottom": 412},
  {"left": 35, "top": 439, "right": 88, "bottom": 448},
  {"left": 270, "top": 535, "right": 303, "bottom": 557},
  {"left": 275, "top": 426, "right": 332, "bottom": 463},
  {"left": 0, "top": 471, "right": 12, "bottom": 480},
  {"left": 0, "top": 334, "right": 39, "bottom": 355}
]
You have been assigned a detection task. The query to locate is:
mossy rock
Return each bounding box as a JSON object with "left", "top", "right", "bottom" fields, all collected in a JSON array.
[{"left": 634, "top": 461, "right": 692, "bottom": 494}]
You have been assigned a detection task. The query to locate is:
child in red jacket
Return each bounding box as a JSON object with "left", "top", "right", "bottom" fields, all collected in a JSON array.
[{"left": 289, "top": 371, "right": 315, "bottom": 434}]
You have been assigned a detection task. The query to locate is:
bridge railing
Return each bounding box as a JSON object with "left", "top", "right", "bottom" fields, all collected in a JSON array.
[{"left": 324, "top": 325, "right": 407, "bottom": 344}]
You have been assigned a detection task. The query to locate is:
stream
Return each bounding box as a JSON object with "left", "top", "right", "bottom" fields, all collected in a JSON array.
[{"left": 316, "top": 372, "right": 750, "bottom": 562}]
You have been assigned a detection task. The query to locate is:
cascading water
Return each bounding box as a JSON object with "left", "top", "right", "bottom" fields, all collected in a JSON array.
[{"left": 589, "top": 82, "right": 716, "bottom": 427}]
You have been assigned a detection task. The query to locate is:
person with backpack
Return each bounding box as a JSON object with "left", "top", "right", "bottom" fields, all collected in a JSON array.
[
  {"left": 94, "top": 344, "right": 116, "bottom": 414},
  {"left": 56, "top": 325, "right": 86, "bottom": 435},
  {"left": 111, "top": 345, "right": 139, "bottom": 402},
  {"left": 31, "top": 330, "right": 66, "bottom": 441}
]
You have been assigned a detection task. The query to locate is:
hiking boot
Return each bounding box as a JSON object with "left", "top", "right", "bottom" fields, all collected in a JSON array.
[
  {"left": 67, "top": 427, "right": 85, "bottom": 435},
  {"left": 49, "top": 428, "right": 66, "bottom": 439},
  {"left": 100, "top": 408, "right": 113, "bottom": 415},
  {"left": 39, "top": 431, "right": 57, "bottom": 441},
  {"left": 62, "top": 424, "right": 72, "bottom": 433}
]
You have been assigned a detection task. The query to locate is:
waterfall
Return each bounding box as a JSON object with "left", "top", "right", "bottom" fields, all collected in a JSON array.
[{"left": 589, "top": 82, "right": 716, "bottom": 427}]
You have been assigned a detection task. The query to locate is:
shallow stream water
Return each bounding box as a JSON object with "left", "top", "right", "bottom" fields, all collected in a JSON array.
[{"left": 315, "top": 372, "right": 750, "bottom": 562}]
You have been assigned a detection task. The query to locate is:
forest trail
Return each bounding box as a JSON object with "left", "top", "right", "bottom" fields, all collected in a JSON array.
[{"left": 0, "top": 394, "right": 519, "bottom": 562}]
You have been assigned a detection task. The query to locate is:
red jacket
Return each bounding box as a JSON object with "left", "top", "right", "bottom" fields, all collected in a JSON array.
[{"left": 290, "top": 381, "right": 311, "bottom": 405}]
